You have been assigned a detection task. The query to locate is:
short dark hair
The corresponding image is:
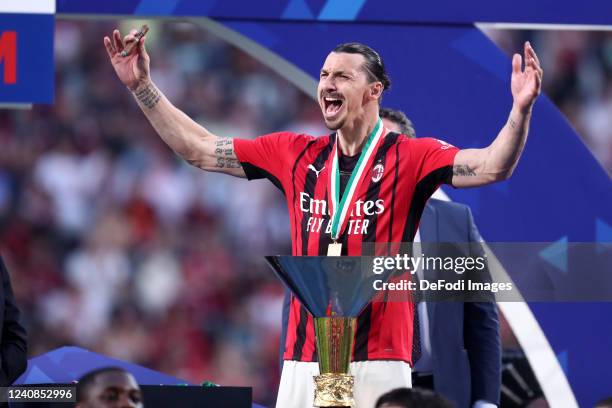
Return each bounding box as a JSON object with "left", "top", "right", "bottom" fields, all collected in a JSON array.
[
  {"left": 595, "top": 397, "right": 612, "bottom": 408},
  {"left": 76, "top": 367, "right": 129, "bottom": 402},
  {"left": 332, "top": 42, "right": 391, "bottom": 91},
  {"left": 375, "top": 387, "right": 454, "bottom": 408},
  {"left": 380, "top": 107, "right": 416, "bottom": 138}
]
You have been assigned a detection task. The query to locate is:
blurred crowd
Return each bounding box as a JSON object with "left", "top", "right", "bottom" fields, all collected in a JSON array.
[
  {"left": 0, "top": 20, "right": 609, "bottom": 407},
  {"left": 0, "top": 20, "right": 326, "bottom": 405}
]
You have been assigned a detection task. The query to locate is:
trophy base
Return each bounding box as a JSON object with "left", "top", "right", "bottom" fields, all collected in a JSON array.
[{"left": 313, "top": 373, "right": 355, "bottom": 407}]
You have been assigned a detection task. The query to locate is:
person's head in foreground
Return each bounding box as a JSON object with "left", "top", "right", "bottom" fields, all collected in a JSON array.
[
  {"left": 375, "top": 387, "right": 454, "bottom": 408},
  {"left": 595, "top": 397, "right": 612, "bottom": 408},
  {"left": 379, "top": 107, "right": 416, "bottom": 138},
  {"left": 75, "top": 367, "right": 143, "bottom": 408},
  {"left": 318, "top": 42, "right": 390, "bottom": 131}
]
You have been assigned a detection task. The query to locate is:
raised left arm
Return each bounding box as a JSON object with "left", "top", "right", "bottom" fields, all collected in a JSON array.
[{"left": 452, "top": 41, "right": 543, "bottom": 188}]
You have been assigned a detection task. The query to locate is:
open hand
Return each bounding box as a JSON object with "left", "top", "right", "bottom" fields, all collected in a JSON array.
[
  {"left": 511, "top": 41, "right": 543, "bottom": 113},
  {"left": 103, "top": 29, "right": 150, "bottom": 91}
]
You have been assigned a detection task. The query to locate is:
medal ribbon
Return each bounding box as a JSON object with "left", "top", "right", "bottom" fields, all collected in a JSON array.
[{"left": 329, "top": 118, "right": 384, "bottom": 242}]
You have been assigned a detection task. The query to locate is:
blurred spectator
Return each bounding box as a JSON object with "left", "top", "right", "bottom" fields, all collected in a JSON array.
[
  {"left": 0, "top": 256, "right": 27, "bottom": 386},
  {"left": 76, "top": 367, "right": 143, "bottom": 408},
  {"left": 595, "top": 397, "right": 612, "bottom": 408}
]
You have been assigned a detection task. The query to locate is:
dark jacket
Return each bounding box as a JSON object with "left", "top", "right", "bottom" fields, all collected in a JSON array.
[
  {"left": 0, "top": 256, "right": 27, "bottom": 386},
  {"left": 418, "top": 199, "right": 501, "bottom": 407}
]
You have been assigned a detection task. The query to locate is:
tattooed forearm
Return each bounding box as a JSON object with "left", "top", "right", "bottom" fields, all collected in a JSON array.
[
  {"left": 213, "top": 138, "right": 239, "bottom": 168},
  {"left": 453, "top": 164, "right": 476, "bottom": 176},
  {"left": 134, "top": 83, "right": 161, "bottom": 109}
]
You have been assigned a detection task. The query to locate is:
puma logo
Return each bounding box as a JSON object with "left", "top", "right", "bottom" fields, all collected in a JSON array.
[{"left": 308, "top": 164, "right": 325, "bottom": 178}]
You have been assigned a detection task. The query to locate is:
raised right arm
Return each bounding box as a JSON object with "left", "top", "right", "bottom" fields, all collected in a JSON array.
[
  {"left": 131, "top": 80, "right": 245, "bottom": 176},
  {"left": 103, "top": 28, "right": 245, "bottom": 178}
]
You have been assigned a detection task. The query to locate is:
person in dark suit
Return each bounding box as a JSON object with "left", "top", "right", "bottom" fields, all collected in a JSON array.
[
  {"left": 278, "top": 109, "right": 501, "bottom": 408},
  {"left": 413, "top": 198, "right": 501, "bottom": 408},
  {"left": 381, "top": 108, "right": 501, "bottom": 408},
  {"left": 0, "top": 256, "right": 27, "bottom": 386}
]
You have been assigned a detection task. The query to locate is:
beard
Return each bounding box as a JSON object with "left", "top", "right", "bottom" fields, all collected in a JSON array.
[{"left": 323, "top": 115, "right": 345, "bottom": 131}]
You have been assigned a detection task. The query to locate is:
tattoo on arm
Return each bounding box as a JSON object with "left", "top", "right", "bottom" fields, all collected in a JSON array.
[
  {"left": 215, "top": 157, "right": 241, "bottom": 168},
  {"left": 508, "top": 118, "right": 517, "bottom": 130},
  {"left": 213, "top": 138, "right": 240, "bottom": 168},
  {"left": 134, "top": 84, "right": 161, "bottom": 109},
  {"left": 215, "top": 139, "right": 233, "bottom": 147},
  {"left": 453, "top": 164, "right": 476, "bottom": 176}
]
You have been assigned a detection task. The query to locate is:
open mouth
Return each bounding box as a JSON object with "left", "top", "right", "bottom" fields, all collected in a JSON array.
[{"left": 323, "top": 97, "right": 344, "bottom": 118}]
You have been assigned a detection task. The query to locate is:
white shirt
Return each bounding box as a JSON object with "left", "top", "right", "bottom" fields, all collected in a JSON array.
[{"left": 412, "top": 229, "right": 434, "bottom": 374}]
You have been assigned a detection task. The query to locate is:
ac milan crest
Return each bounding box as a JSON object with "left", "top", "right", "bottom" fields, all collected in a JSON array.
[{"left": 372, "top": 163, "right": 384, "bottom": 183}]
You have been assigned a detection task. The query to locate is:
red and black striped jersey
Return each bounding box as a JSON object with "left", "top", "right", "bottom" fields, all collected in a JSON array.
[{"left": 234, "top": 130, "right": 459, "bottom": 364}]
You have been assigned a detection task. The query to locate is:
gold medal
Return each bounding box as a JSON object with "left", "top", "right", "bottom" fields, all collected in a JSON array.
[{"left": 327, "top": 242, "right": 342, "bottom": 256}]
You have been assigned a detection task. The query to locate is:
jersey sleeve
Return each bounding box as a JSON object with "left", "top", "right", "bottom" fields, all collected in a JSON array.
[
  {"left": 411, "top": 137, "right": 459, "bottom": 186},
  {"left": 233, "top": 132, "right": 310, "bottom": 190}
]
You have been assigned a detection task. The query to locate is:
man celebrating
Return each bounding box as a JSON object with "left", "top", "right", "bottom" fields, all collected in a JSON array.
[{"left": 104, "top": 30, "right": 542, "bottom": 408}]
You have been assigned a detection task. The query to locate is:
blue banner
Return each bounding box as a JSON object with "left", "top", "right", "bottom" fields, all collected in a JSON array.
[
  {"left": 0, "top": 13, "right": 54, "bottom": 104},
  {"left": 57, "top": 0, "right": 612, "bottom": 25}
]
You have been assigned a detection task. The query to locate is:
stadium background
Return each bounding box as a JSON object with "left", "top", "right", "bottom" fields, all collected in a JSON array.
[{"left": 0, "top": 17, "right": 611, "bottom": 408}]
